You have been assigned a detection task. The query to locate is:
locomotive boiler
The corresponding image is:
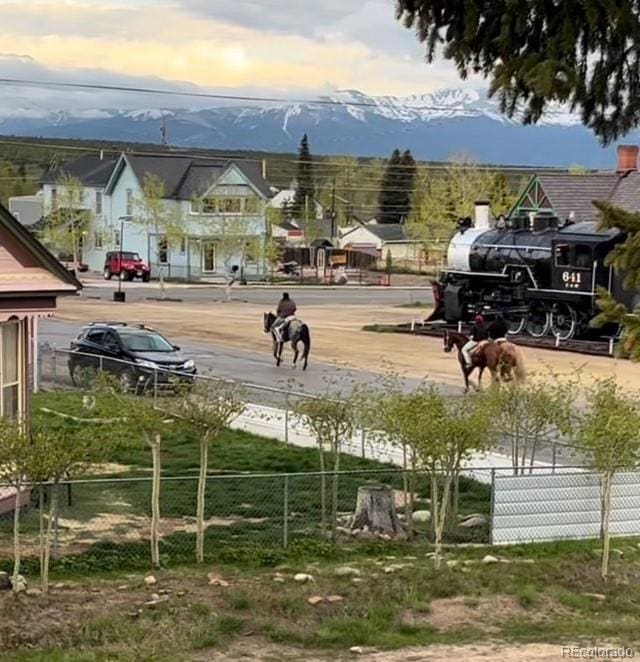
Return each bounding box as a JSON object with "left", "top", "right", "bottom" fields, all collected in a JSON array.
[{"left": 429, "top": 202, "right": 638, "bottom": 340}]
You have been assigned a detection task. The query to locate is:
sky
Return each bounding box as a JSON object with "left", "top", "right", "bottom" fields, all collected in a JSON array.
[{"left": 0, "top": 0, "right": 482, "bottom": 111}]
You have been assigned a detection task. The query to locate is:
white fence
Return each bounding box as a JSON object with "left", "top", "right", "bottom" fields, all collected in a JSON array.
[{"left": 492, "top": 470, "right": 640, "bottom": 544}]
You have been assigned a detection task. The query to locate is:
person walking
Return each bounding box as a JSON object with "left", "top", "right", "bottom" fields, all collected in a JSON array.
[{"left": 224, "top": 265, "right": 239, "bottom": 301}]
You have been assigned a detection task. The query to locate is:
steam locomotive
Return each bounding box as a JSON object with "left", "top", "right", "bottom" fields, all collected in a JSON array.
[{"left": 428, "top": 203, "right": 638, "bottom": 340}]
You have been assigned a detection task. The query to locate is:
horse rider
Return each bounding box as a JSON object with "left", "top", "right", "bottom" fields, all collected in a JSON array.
[
  {"left": 462, "top": 311, "right": 488, "bottom": 368},
  {"left": 272, "top": 292, "right": 297, "bottom": 342},
  {"left": 488, "top": 315, "right": 510, "bottom": 343}
]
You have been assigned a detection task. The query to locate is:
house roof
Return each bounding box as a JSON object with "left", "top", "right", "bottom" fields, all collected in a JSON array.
[
  {"left": 515, "top": 171, "right": 640, "bottom": 222},
  {"left": 41, "top": 154, "right": 119, "bottom": 188},
  {"left": 114, "top": 153, "right": 273, "bottom": 200},
  {"left": 0, "top": 202, "right": 81, "bottom": 295},
  {"left": 340, "top": 223, "right": 408, "bottom": 244}
]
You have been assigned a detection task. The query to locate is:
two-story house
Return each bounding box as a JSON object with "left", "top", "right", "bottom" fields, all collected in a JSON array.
[
  {"left": 40, "top": 153, "right": 119, "bottom": 268},
  {"left": 102, "top": 153, "right": 272, "bottom": 280}
]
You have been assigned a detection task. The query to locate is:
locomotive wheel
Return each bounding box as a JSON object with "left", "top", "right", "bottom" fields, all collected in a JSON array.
[
  {"left": 550, "top": 303, "right": 578, "bottom": 341},
  {"left": 526, "top": 303, "right": 551, "bottom": 338},
  {"left": 504, "top": 310, "right": 526, "bottom": 335}
]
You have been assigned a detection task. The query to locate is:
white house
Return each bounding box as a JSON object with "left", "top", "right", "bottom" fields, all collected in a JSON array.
[
  {"left": 40, "top": 152, "right": 272, "bottom": 280},
  {"left": 339, "top": 222, "right": 425, "bottom": 268}
]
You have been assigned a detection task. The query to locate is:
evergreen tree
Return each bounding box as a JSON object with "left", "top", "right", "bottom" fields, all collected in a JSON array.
[
  {"left": 400, "top": 149, "right": 417, "bottom": 222},
  {"left": 292, "top": 134, "right": 315, "bottom": 220},
  {"left": 395, "top": 1, "right": 640, "bottom": 144},
  {"left": 378, "top": 148, "right": 416, "bottom": 224}
]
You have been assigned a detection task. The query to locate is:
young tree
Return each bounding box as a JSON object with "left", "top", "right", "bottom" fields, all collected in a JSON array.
[
  {"left": 482, "top": 373, "right": 575, "bottom": 475},
  {"left": 573, "top": 379, "right": 640, "bottom": 580},
  {"left": 295, "top": 388, "right": 358, "bottom": 539},
  {"left": 41, "top": 174, "right": 92, "bottom": 275},
  {"left": 292, "top": 134, "right": 315, "bottom": 221},
  {"left": 131, "top": 173, "right": 186, "bottom": 299},
  {"left": 0, "top": 419, "right": 39, "bottom": 592},
  {"left": 173, "top": 380, "right": 245, "bottom": 562},
  {"left": 395, "top": 1, "right": 639, "bottom": 144}
]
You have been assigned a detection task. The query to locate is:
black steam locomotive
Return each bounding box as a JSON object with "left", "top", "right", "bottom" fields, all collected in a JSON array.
[{"left": 429, "top": 212, "right": 638, "bottom": 340}]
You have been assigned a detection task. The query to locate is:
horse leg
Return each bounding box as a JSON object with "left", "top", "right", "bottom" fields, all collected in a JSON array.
[
  {"left": 292, "top": 341, "right": 299, "bottom": 368},
  {"left": 275, "top": 340, "right": 283, "bottom": 367},
  {"left": 461, "top": 365, "right": 470, "bottom": 393},
  {"left": 477, "top": 366, "right": 486, "bottom": 390}
]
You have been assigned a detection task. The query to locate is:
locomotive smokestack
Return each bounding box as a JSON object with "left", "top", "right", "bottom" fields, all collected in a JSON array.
[
  {"left": 474, "top": 200, "right": 491, "bottom": 229},
  {"left": 617, "top": 145, "right": 639, "bottom": 173}
]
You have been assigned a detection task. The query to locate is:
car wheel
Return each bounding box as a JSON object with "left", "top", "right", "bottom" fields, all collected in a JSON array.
[
  {"left": 125, "top": 271, "right": 134, "bottom": 281},
  {"left": 70, "top": 363, "right": 95, "bottom": 388},
  {"left": 142, "top": 273, "right": 150, "bottom": 283},
  {"left": 119, "top": 271, "right": 127, "bottom": 281},
  {"left": 118, "top": 369, "right": 136, "bottom": 393},
  {"left": 104, "top": 268, "right": 112, "bottom": 280}
]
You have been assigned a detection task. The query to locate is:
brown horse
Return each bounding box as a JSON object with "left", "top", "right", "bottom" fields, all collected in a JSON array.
[{"left": 443, "top": 329, "right": 525, "bottom": 392}]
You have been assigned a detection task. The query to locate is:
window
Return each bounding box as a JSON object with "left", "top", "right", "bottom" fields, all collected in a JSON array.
[
  {"left": 555, "top": 244, "right": 570, "bottom": 267},
  {"left": 574, "top": 244, "right": 592, "bottom": 269},
  {"left": 102, "top": 332, "right": 120, "bottom": 353},
  {"left": 179, "top": 237, "right": 187, "bottom": 254},
  {"left": 114, "top": 229, "right": 121, "bottom": 247},
  {"left": 218, "top": 198, "right": 242, "bottom": 214},
  {"left": 1, "top": 321, "right": 22, "bottom": 420},
  {"left": 94, "top": 231, "right": 103, "bottom": 249},
  {"left": 157, "top": 236, "right": 168, "bottom": 264},
  {"left": 126, "top": 189, "right": 133, "bottom": 216},
  {"left": 244, "top": 196, "right": 260, "bottom": 214},
  {"left": 85, "top": 329, "right": 105, "bottom": 345},
  {"left": 51, "top": 187, "right": 57, "bottom": 210},
  {"left": 119, "top": 330, "right": 174, "bottom": 353},
  {"left": 96, "top": 191, "right": 103, "bottom": 215},
  {"left": 201, "top": 198, "right": 216, "bottom": 214}
]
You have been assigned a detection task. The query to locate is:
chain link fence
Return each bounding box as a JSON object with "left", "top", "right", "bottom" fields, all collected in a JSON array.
[{"left": 0, "top": 467, "right": 496, "bottom": 569}]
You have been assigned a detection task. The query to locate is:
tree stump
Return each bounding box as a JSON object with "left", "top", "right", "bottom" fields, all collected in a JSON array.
[{"left": 351, "top": 483, "right": 405, "bottom": 538}]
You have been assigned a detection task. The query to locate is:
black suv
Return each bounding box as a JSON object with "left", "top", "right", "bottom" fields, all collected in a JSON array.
[{"left": 68, "top": 322, "right": 197, "bottom": 392}]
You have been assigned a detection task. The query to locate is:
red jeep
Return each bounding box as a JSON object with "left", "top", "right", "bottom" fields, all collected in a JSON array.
[{"left": 103, "top": 251, "right": 150, "bottom": 282}]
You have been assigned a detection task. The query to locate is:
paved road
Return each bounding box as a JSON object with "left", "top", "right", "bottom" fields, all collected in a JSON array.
[{"left": 79, "top": 280, "right": 433, "bottom": 306}]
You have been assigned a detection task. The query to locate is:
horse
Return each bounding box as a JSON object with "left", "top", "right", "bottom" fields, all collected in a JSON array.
[
  {"left": 443, "top": 329, "right": 525, "bottom": 392},
  {"left": 263, "top": 312, "right": 311, "bottom": 370}
]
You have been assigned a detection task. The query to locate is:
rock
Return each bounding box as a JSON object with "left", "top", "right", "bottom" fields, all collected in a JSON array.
[
  {"left": 117, "top": 585, "right": 129, "bottom": 591},
  {"left": 446, "top": 560, "right": 459, "bottom": 568},
  {"left": 12, "top": 575, "right": 27, "bottom": 593},
  {"left": 307, "top": 595, "right": 324, "bottom": 606},
  {"left": 384, "top": 564, "right": 406, "bottom": 574},
  {"left": 326, "top": 595, "right": 344, "bottom": 603},
  {"left": 352, "top": 578, "right": 364, "bottom": 585},
  {"left": 208, "top": 575, "right": 230, "bottom": 587},
  {"left": 334, "top": 566, "right": 361, "bottom": 578},
  {"left": 463, "top": 560, "right": 478, "bottom": 566},
  {"left": 273, "top": 577, "right": 286, "bottom": 583},
  {"left": 25, "top": 588, "right": 42, "bottom": 597},
  {"left": 459, "top": 515, "right": 488, "bottom": 528},
  {"left": 350, "top": 646, "right": 365, "bottom": 655},
  {"left": 54, "top": 583, "right": 66, "bottom": 590},
  {"left": 612, "top": 548, "right": 625, "bottom": 559},
  {"left": 0, "top": 572, "right": 10, "bottom": 591},
  {"left": 158, "top": 589, "right": 171, "bottom": 595},
  {"left": 377, "top": 533, "right": 392, "bottom": 541},
  {"left": 583, "top": 593, "right": 606, "bottom": 602},
  {"left": 336, "top": 526, "right": 351, "bottom": 536},
  {"left": 294, "top": 573, "right": 314, "bottom": 583},
  {"left": 144, "top": 595, "right": 169, "bottom": 608},
  {"left": 403, "top": 556, "right": 418, "bottom": 561},
  {"left": 412, "top": 510, "right": 431, "bottom": 523},
  {"left": 177, "top": 591, "right": 186, "bottom": 597},
  {"left": 144, "top": 575, "right": 157, "bottom": 586},
  {"left": 126, "top": 611, "right": 140, "bottom": 618},
  {"left": 150, "top": 593, "right": 160, "bottom": 601},
  {"left": 482, "top": 555, "right": 500, "bottom": 564}
]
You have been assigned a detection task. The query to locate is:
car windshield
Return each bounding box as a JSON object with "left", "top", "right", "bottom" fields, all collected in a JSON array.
[
  {"left": 119, "top": 252, "right": 141, "bottom": 261},
  {"left": 119, "top": 330, "right": 174, "bottom": 352}
]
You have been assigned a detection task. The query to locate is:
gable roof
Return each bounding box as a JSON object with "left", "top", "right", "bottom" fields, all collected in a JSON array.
[
  {"left": 41, "top": 154, "right": 119, "bottom": 188},
  {"left": 0, "top": 202, "right": 81, "bottom": 295},
  {"left": 108, "top": 153, "right": 273, "bottom": 200},
  {"left": 340, "top": 223, "right": 408, "bottom": 243},
  {"left": 513, "top": 171, "right": 640, "bottom": 222}
]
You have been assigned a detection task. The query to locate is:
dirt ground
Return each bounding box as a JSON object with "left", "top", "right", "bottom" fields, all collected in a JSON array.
[{"left": 57, "top": 297, "right": 640, "bottom": 389}]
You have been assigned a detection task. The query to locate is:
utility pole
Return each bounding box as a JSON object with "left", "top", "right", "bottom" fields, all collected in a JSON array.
[
  {"left": 160, "top": 116, "right": 168, "bottom": 148},
  {"left": 330, "top": 176, "right": 336, "bottom": 242}
]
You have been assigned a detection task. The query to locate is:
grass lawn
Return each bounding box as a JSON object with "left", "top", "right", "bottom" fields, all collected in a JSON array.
[
  {"left": 2, "top": 538, "right": 640, "bottom": 659},
  {"left": 0, "top": 391, "right": 490, "bottom": 577}
]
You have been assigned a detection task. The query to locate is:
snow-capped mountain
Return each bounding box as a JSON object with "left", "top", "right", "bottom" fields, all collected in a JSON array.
[{"left": 0, "top": 88, "right": 625, "bottom": 167}]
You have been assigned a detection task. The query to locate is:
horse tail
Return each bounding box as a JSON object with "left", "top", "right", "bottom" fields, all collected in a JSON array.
[
  {"left": 300, "top": 324, "right": 311, "bottom": 361},
  {"left": 499, "top": 343, "right": 525, "bottom": 382}
]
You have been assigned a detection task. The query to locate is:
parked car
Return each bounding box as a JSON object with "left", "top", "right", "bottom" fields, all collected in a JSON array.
[
  {"left": 103, "top": 251, "right": 150, "bottom": 282},
  {"left": 68, "top": 322, "right": 197, "bottom": 393}
]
